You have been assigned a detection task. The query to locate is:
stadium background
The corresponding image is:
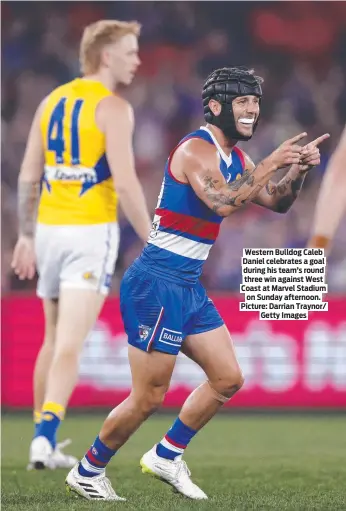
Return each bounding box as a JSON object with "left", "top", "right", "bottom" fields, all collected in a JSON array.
[
  {"left": 2, "top": 0, "right": 345, "bottom": 411},
  {"left": 2, "top": 3, "right": 346, "bottom": 509}
]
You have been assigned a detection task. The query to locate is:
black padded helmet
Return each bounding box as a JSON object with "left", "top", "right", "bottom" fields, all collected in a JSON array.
[{"left": 202, "top": 66, "right": 263, "bottom": 141}]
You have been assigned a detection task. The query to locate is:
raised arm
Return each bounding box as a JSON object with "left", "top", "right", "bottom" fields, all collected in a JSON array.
[
  {"left": 253, "top": 133, "right": 330, "bottom": 213},
  {"left": 172, "top": 133, "right": 307, "bottom": 217},
  {"left": 97, "top": 95, "right": 151, "bottom": 243}
]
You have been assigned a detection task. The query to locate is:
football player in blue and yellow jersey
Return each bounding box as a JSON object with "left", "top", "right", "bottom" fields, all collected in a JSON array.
[{"left": 11, "top": 20, "right": 151, "bottom": 473}]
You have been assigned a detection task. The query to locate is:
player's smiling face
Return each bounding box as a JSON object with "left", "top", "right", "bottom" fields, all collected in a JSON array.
[
  {"left": 232, "top": 95, "right": 260, "bottom": 137},
  {"left": 104, "top": 34, "right": 141, "bottom": 86}
]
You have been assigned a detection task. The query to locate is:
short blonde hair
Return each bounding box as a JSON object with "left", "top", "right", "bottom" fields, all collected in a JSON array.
[{"left": 80, "top": 19, "right": 141, "bottom": 75}]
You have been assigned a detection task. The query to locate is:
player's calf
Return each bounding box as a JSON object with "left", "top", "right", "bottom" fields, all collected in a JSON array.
[{"left": 99, "top": 385, "right": 167, "bottom": 450}]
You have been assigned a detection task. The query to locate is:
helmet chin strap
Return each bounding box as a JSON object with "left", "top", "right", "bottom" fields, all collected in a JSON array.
[{"left": 210, "top": 101, "right": 260, "bottom": 141}]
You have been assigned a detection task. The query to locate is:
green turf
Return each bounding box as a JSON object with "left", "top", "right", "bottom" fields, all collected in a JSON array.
[{"left": 2, "top": 414, "right": 346, "bottom": 510}]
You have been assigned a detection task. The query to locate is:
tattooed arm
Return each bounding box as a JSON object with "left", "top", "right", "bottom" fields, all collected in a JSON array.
[
  {"left": 252, "top": 132, "right": 330, "bottom": 213},
  {"left": 11, "top": 100, "right": 45, "bottom": 280},
  {"left": 17, "top": 100, "right": 46, "bottom": 236},
  {"left": 253, "top": 164, "right": 307, "bottom": 214},
  {"left": 18, "top": 182, "right": 41, "bottom": 236},
  {"left": 171, "top": 133, "right": 307, "bottom": 217}
]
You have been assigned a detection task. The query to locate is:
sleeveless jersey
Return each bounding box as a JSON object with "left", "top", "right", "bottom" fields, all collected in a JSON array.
[
  {"left": 38, "top": 78, "right": 117, "bottom": 225},
  {"left": 139, "top": 126, "right": 245, "bottom": 284}
]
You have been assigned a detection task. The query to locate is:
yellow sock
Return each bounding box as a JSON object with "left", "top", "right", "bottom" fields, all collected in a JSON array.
[
  {"left": 42, "top": 401, "right": 66, "bottom": 421},
  {"left": 34, "top": 410, "right": 42, "bottom": 425}
]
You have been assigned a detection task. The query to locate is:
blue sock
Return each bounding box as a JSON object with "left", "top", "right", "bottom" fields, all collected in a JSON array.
[
  {"left": 36, "top": 413, "right": 61, "bottom": 449},
  {"left": 78, "top": 436, "right": 117, "bottom": 477},
  {"left": 34, "top": 423, "right": 41, "bottom": 437},
  {"left": 156, "top": 417, "right": 197, "bottom": 460},
  {"left": 35, "top": 402, "right": 65, "bottom": 449}
]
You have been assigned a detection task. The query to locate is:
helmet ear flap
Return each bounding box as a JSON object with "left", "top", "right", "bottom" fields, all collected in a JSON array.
[
  {"left": 205, "top": 111, "right": 213, "bottom": 123},
  {"left": 203, "top": 94, "right": 215, "bottom": 123}
]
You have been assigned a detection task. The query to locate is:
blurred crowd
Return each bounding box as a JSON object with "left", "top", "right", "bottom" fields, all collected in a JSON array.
[{"left": 2, "top": 1, "right": 346, "bottom": 293}]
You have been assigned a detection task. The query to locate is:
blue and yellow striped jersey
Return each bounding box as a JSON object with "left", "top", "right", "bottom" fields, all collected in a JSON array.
[{"left": 38, "top": 78, "right": 117, "bottom": 225}]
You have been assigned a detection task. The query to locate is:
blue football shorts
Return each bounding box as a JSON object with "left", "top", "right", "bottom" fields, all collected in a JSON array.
[{"left": 119, "top": 261, "right": 224, "bottom": 355}]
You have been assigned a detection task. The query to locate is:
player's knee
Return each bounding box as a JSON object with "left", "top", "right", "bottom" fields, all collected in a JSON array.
[
  {"left": 211, "top": 368, "right": 245, "bottom": 399},
  {"left": 222, "top": 369, "right": 245, "bottom": 396},
  {"left": 134, "top": 386, "right": 167, "bottom": 417},
  {"left": 52, "top": 342, "right": 79, "bottom": 365}
]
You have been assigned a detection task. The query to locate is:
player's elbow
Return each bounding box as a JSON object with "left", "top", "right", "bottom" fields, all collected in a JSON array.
[
  {"left": 115, "top": 182, "right": 131, "bottom": 196},
  {"left": 18, "top": 167, "right": 40, "bottom": 182},
  {"left": 114, "top": 176, "right": 137, "bottom": 197},
  {"left": 275, "top": 205, "right": 290, "bottom": 214},
  {"left": 275, "top": 199, "right": 292, "bottom": 214},
  {"left": 218, "top": 207, "right": 231, "bottom": 217},
  {"left": 211, "top": 205, "right": 236, "bottom": 217}
]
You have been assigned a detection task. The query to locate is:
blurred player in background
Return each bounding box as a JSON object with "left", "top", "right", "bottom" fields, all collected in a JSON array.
[
  {"left": 11, "top": 20, "right": 151, "bottom": 470},
  {"left": 308, "top": 125, "right": 346, "bottom": 253},
  {"left": 66, "top": 67, "right": 328, "bottom": 501}
]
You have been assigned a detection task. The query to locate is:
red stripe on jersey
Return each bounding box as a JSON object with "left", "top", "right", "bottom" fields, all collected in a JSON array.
[
  {"left": 156, "top": 208, "right": 220, "bottom": 241},
  {"left": 165, "top": 435, "right": 187, "bottom": 449},
  {"left": 233, "top": 146, "right": 245, "bottom": 170}
]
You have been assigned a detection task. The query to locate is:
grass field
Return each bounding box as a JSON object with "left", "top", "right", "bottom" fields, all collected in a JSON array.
[{"left": 2, "top": 414, "right": 346, "bottom": 510}]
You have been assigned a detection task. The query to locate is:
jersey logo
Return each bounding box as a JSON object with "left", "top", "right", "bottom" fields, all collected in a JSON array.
[
  {"left": 139, "top": 325, "right": 151, "bottom": 341},
  {"left": 83, "top": 271, "right": 97, "bottom": 281},
  {"left": 149, "top": 214, "right": 161, "bottom": 240},
  {"left": 158, "top": 328, "right": 183, "bottom": 345},
  {"left": 226, "top": 172, "right": 241, "bottom": 184},
  {"left": 42, "top": 155, "right": 111, "bottom": 197}
]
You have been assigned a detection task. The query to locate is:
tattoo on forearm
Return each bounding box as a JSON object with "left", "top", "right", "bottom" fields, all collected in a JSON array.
[
  {"left": 276, "top": 175, "right": 305, "bottom": 213},
  {"left": 203, "top": 168, "right": 261, "bottom": 214},
  {"left": 277, "top": 176, "right": 292, "bottom": 195},
  {"left": 265, "top": 182, "right": 276, "bottom": 196},
  {"left": 18, "top": 181, "right": 40, "bottom": 236},
  {"left": 264, "top": 173, "right": 306, "bottom": 213},
  {"left": 226, "top": 169, "right": 255, "bottom": 191}
]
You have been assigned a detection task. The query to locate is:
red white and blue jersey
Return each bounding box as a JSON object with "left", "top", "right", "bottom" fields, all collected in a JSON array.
[{"left": 139, "top": 126, "right": 245, "bottom": 285}]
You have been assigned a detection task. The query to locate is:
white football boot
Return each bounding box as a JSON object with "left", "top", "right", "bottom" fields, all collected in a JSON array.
[
  {"left": 28, "top": 435, "right": 53, "bottom": 470},
  {"left": 140, "top": 445, "right": 208, "bottom": 500},
  {"left": 49, "top": 439, "right": 78, "bottom": 469},
  {"left": 65, "top": 463, "right": 126, "bottom": 501},
  {"left": 27, "top": 438, "right": 77, "bottom": 470}
]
